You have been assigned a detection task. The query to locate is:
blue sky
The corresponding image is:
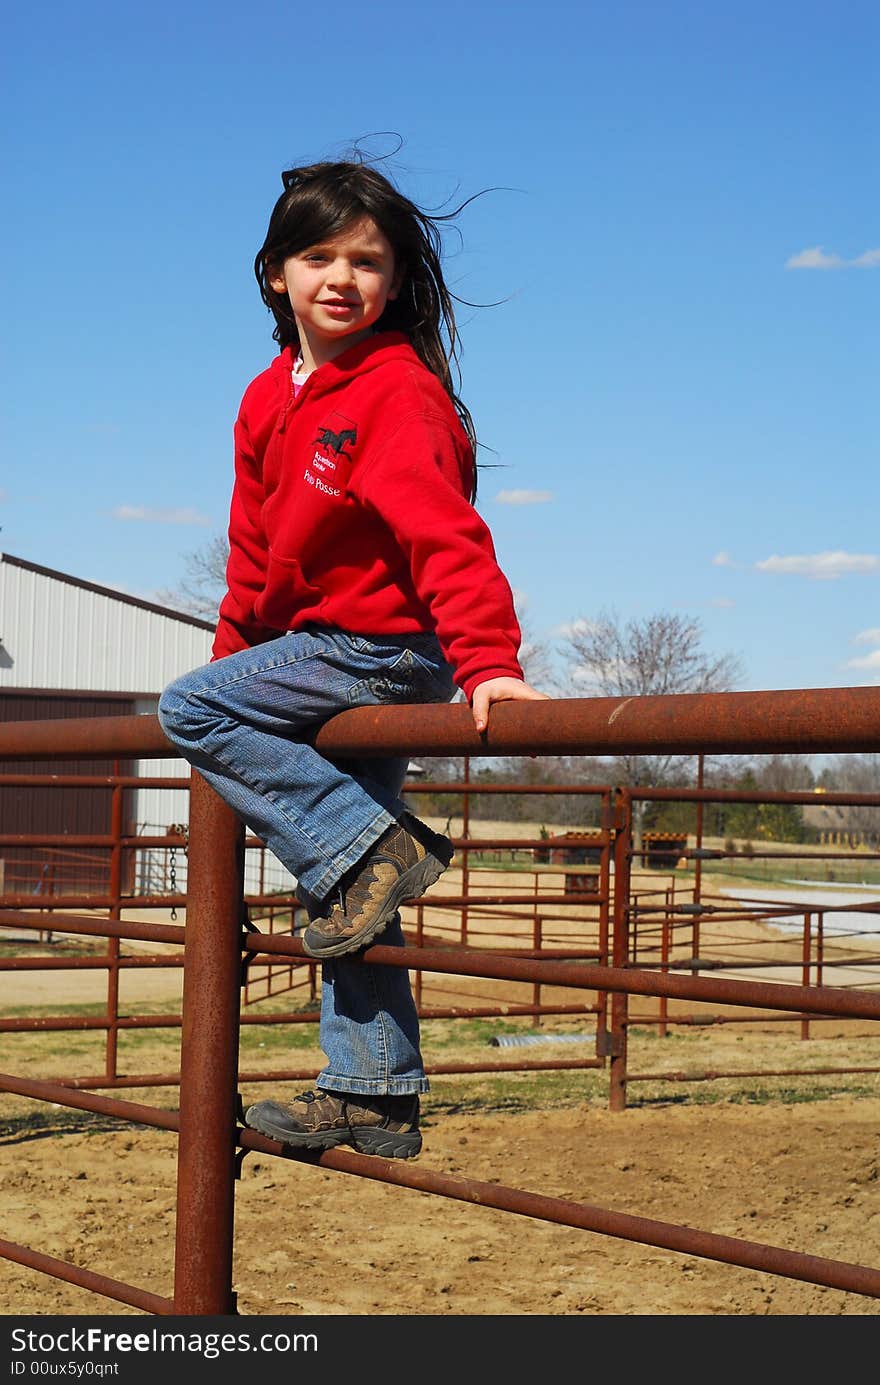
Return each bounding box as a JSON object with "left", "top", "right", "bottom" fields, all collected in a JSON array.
[{"left": 2, "top": 0, "right": 877, "bottom": 695}]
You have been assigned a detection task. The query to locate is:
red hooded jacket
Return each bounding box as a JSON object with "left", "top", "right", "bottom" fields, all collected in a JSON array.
[{"left": 213, "top": 331, "right": 524, "bottom": 700}]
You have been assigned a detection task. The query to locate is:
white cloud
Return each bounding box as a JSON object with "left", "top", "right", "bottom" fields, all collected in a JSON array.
[
  {"left": 846, "top": 649, "right": 880, "bottom": 670},
  {"left": 112, "top": 505, "right": 212, "bottom": 526},
  {"left": 785, "top": 247, "right": 845, "bottom": 270},
  {"left": 756, "top": 551, "right": 880, "bottom": 580},
  {"left": 854, "top": 627, "right": 880, "bottom": 646},
  {"left": 712, "top": 551, "right": 734, "bottom": 567},
  {"left": 495, "top": 489, "right": 554, "bottom": 505},
  {"left": 710, "top": 597, "right": 736, "bottom": 608},
  {"left": 785, "top": 245, "right": 880, "bottom": 271}
]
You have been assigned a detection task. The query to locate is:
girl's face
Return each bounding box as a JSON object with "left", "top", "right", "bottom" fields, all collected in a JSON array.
[{"left": 269, "top": 216, "right": 403, "bottom": 368}]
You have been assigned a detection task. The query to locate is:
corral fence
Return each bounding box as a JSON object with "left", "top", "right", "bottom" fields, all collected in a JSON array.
[{"left": 1, "top": 686, "right": 879, "bottom": 1313}]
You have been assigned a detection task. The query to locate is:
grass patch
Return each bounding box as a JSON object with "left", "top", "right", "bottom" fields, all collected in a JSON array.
[
  {"left": 698, "top": 861, "right": 880, "bottom": 889},
  {"left": 0, "top": 938, "right": 108, "bottom": 959},
  {"left": 420, "top": 1017, "right": 533, "bottom": 1050},
  {"left": 0, "top": 1108, "right": 146, "bottom": 1146},
  {"left": 239, "top": 1023, "right": 321, "bottom": 1056},
  {"left": 3, "top": 997, "right": 879, "bottom": 1118},
  {"left": 424, "top": 1067, "right": 607, "bottom": 1117}
]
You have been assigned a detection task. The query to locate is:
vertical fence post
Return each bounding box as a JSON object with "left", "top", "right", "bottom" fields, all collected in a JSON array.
[
  {"left": 173, "top": 771, "right": 244, "bottom": 1315},
  {"left": 414, "top": 902, "right": 424, "bottom": 1010},
  {"left": 693, "top": 753, "right": 704, "bottom": 910},
  {"left": 800, "top": 912, "right": 812, "bottom": 1041},
  {"left": 659, "top": 891, "right": 670, "bottom": 1040},
  {"left": 595, "top": 794, "right": 613, "bottom": 1060},
  {"left": 105, "top": 784, "right": 123, "bottom": 1082},
  {"left": 608, "top": 789, "right": 633, "bottom": 1113},
  {"left": 532, "top": 913, "right": 542, "bottom": 1028},
  {"left": 460, "top": 756, "right": 470, "bottom": 946}
]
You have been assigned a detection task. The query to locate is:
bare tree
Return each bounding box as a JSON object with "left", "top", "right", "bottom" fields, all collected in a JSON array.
[
  {"left": 559, "top": 610, "right": 744, "bottom": 838},
  {"left": 816, "top": 753, "right": 880, "bottom": 845},
  {"left": 512, "top": 596, "right": 555, "bottom": 691},
  {"left": 562, "top": 610, "right": 742, "bottom": 703},
  {"left": 754, "top": 754, "right": 816, "bottom": 793},
  {"left": 155, "top": 534, "right": 229, "bottom": 620}
]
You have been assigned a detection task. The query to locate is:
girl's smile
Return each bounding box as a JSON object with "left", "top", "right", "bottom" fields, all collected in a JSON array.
[{"left": 269, "top": 217, "right": 402, "bottom": 370}]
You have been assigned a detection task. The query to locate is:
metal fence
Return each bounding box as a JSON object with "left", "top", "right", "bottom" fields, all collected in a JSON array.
[{"left": 1, "top": 687, "right": 880, "bottom": 1312}]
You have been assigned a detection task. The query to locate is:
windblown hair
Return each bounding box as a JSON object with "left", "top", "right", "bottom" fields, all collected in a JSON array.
[{"left": 254, "top": 158, "right": 478, "bottom": 477}]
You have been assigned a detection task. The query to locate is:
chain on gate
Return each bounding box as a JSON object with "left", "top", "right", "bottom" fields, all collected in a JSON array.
[{"left": 168, "top": 823, "right": 189, "bottom": 921}]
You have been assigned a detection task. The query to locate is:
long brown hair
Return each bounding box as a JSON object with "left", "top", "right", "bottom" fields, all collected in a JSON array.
[{"left": 255, "top": 158, "right": 479, "bottom": 481}]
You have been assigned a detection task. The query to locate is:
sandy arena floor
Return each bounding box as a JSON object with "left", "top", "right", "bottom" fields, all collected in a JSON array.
[{"left": 2, "top": 843, "right": 879, "bottom": 1318}]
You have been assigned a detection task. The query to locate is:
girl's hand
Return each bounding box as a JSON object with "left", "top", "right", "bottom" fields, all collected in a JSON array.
[{"left": 470, "top": 677, "right": 551, "bottom": 734}]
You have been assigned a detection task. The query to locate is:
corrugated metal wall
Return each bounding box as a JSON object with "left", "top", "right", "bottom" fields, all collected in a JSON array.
[
  {"left": 0, "top": 691, "right": 136, "bottom": 894},
  {"left": 0, "top": 555, "right": 296, "bottom": 898},
  {"left": 0, "top": 553, "right": 215, "bottom": 692},
  {"left": 130, "top": 694, "right": 297, "bottom": 897}
]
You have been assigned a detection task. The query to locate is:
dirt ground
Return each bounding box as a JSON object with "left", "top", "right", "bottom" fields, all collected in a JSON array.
[{"left": 2, "top": 846, "right": 880, "bottom": 1318}]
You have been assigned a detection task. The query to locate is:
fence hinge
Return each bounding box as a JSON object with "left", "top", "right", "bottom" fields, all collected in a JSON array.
[
  {"left": 600, "top": 800, "right": 630, "bottom": 833},
  {"left": 239, "top": 907, "right": 262, "bottom": 988},
  {"left": 596, "top": 1029, "right": 625, "bottom": 1058},
  {"left": 233, "top": 1093, "right": 252, "bottom": 1181}
]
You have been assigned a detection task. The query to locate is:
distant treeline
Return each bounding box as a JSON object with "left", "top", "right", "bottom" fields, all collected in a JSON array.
[{"left": 405, "top": 753, "right": 880, "bottom": 845}]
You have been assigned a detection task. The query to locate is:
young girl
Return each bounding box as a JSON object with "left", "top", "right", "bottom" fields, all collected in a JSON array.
[{"left": 158, "top": 157, "right": 547, "bottom": 1159}]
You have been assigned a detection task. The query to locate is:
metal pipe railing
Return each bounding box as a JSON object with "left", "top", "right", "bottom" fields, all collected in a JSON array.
[
  {"left": 1, "top": 684, "right": 879, "bottom": 1315},
  {"left": 1, "top": 684, "right": 879, "bottom": 762},
  {"left": 171, "top": 773, "right": 244, "bottom": 1315}
]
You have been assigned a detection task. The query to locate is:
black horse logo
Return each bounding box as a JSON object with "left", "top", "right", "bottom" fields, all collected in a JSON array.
[{"left": 315, "top": 425, "right": 357, "bottom": 460}]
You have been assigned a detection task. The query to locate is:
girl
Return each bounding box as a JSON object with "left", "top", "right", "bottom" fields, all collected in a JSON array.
[{"left": 158, "top": 157, "right": 547, "bottom": 1158}]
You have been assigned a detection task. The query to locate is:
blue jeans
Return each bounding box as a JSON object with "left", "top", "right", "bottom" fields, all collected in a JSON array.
[{"left": 157, "top": 625, "right": 456, "bottom": 1096}]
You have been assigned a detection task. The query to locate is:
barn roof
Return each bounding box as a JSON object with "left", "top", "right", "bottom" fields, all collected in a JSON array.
[{"left": 0, "top": 552, "right": 214, "bottom": 631}]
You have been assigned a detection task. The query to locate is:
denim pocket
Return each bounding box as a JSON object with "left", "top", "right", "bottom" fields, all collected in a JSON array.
[
  {"left": 348, "top": 648, "right": 416, "bottom": 706},
  {"left": 346, "top": 637, "right": 455, "bottom": 707},
  {"left": 406, "top": 646, "right": 456, "bottom": 703}
]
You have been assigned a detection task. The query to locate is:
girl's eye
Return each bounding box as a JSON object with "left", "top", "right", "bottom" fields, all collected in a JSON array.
[{"left": 305, "top": 253, "right": 326, "bottom": 263}]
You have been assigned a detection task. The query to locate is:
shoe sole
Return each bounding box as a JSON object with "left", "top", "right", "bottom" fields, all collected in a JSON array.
[
  {"left": 301, "top": 844, "right": 453, "bottom": 960},
  {"left": 244, "top": 1105, "right": 422, "bottom": 1158}
]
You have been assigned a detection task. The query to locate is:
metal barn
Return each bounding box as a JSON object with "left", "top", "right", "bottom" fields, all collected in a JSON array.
[{"left": 0, "top": 551, "right": 296, "bottom": 896}]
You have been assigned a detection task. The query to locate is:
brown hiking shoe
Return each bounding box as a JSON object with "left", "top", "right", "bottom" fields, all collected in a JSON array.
[
  {"left": 244, "top": 1089, "right": 422, "bottom": 1157},
  {"left": 302, "top": 811, "right": 453, "bottom": 960}
]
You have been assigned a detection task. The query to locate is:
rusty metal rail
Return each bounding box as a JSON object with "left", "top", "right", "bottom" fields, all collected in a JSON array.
[
  {"left": 2, "top": 684, "right": 880, "bottom": 762},
  {"left": 2, "top": 686, "right": 880, "bottom": 1313},
  {"left": 4, "top": 1067, "right": 878, "bottom": 1302}
]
